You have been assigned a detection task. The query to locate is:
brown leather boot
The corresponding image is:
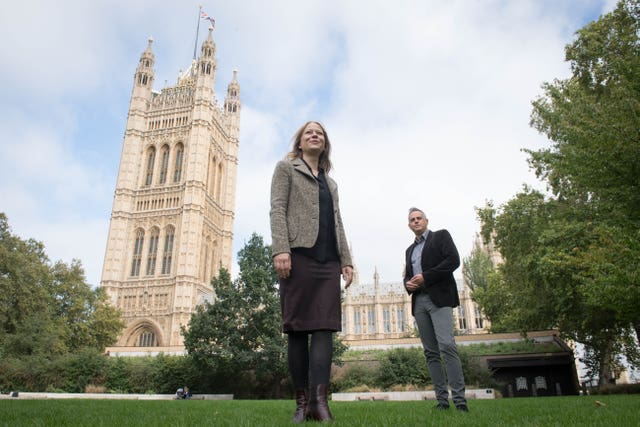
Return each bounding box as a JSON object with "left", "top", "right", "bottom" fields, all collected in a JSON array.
[
  {"left": 312, "top": 384, "right": 333, "bottom": 422},
  {"left": 305, "top": 385, "right": 317, "bottom": 421},
  {"left": 292, "top": 388, "right": 308, "bottom": 423}
]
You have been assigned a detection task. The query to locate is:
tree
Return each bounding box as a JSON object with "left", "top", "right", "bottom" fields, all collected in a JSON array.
[
  {"left": 0, "top": 214, "right": 62, "bottom": 357},
  {"left": 462, "top": 238, "right": 494, "bottom": 293},
  {"left": 477, "top": 187, "right": 638, "bottom": 385},
  {"left": 527, "top": 0, "right": 640, "bottom": 383},
  {"left": 183, "top": 233, "right": 288, "bottom": 397},
  {"left": 50, "top": 260, "right": 124, "bottom": 352},
  {"left": 471, "top": 1, "right": 640, "bottom": 387},
  {"left": 184, "top": 232, "right": 349, "bottom": 396},
  {"left": 529, "top": 0, "right": 640, "bottom": 221},
  {"left": 0, "top": 213, "right": 124, "bottom": 358}
]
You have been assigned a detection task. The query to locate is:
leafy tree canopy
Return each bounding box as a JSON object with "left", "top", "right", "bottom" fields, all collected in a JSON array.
[
  {"left": 474, "top": 1, "right": 640, "bottom": 386},
  {"left": 0, "top": 213, "right": 124, "bottom": 358},
  {"left": 183, "top": 233, "right": 288, "bottom": 392}
]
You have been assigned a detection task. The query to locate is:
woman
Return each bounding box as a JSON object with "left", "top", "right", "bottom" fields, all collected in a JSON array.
[{"left": 270, "top": 121, "right": 353, "bottom": 423}]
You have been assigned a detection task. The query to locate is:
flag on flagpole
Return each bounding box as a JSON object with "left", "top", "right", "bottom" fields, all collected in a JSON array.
[{"left": 201, "top": 11, "right": 215, "bottom": 27}]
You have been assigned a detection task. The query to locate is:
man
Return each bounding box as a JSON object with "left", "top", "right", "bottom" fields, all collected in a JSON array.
[{"left": 404, "top": 207, "right": 468, "bottom": 412}]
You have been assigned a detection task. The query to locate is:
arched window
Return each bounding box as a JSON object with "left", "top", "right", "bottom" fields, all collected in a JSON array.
[
  {"left": 173, "top": 144, "right": 184, "bottom": 183},
  {"left": 208, "top": 155, "right": 217, "bottom": 197},
  {"left": 202, "top": 236, "right": 211, "bottom": 283},
  {"left": 130, "top": 229, "right": 144, "bottom": 276},
  {"left": 354, "top": 311, "right": 362, "bottom": 335},
  {"left": 397, "top": 307, "right": 405, "bottom": 332},
  {"left": 474, "top": 304, "right": 484, "bottom": 328},
  {"left": 138, "top": 330, "right": 156, "bottom": 347},
  {"left": 216, "top": 163, "right": 224, "bottom": 200},
  {"left": 367, "top": 308, "right": 375, "bottom": 334},
  {"left": 146, "top": 228, "right": 159, "bottom": 275},
  {"left": 458, "top": 306, "right": 467, "bottom": 331},
  {"left": 383, "top": 308, "right": 391, "bottom": 333},
  {"left": 145, "top": 147, "right": 156, "bottom": 186},
  {"left": 159, "top": 145, "right": 169, "bottom": 184},
  {"left": 161, "top": 226, "right": 175, "bottom": 275}
]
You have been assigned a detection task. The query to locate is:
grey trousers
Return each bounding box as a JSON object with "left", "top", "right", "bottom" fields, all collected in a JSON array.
[{"left": 413, "top": 293, "right": 467, "bottom": 407}]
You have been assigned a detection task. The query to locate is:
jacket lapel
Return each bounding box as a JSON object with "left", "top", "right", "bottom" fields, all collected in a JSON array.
[{"left": 291, "top": 158, "right": 315, "bottom": 179}]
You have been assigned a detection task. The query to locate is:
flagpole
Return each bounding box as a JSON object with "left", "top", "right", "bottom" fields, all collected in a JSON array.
[{"left": 193, "top": 5, "right": 202, "bottom": 62}]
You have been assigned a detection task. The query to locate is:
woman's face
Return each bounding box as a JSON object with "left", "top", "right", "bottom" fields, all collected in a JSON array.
[{"left": 299, "top": 122, "right": 325, "bottom": 156}]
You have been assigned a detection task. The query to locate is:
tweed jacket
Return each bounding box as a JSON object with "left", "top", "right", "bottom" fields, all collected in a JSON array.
[
  {"left": 404, "top": 229, "right": 460, "bottom": 315},
  {"left": 270, "top": 158, "right": 352, "bottom": 268}
]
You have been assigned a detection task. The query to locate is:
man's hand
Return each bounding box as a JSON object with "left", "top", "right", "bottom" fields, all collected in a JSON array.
[
  {"left": 273, "top": 253, "right": 291, "bottom": 279},
  {"left": 405, "top": 274, "right": 424, "bottom": 292}
]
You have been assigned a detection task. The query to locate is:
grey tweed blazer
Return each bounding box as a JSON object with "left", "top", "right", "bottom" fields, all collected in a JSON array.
[{"left": 270, "top": 158, "right": 352, "bottom": 268}]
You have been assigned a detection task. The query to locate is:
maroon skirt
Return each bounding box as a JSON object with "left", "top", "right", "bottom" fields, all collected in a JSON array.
[{"left": 280, "top": 252, "right": 342, "bottom": 333}]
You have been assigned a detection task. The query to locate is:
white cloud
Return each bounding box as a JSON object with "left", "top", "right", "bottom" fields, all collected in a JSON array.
[{"left": 0, "top": 108, "right": 113, "bottom": 286}]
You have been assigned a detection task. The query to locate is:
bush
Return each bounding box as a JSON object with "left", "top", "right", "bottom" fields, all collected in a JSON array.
[
  {"left": 104, "top": 357, "right": 130, "bottom": 393},
  {"left": 0, "top": 347, "right": 499, "bottom": 396},
  {"left": 332, "top": 364, "right": 379, "bottom": 392},
  {"left": 58, "top": 349, "right": 108, "bottom": 393},
  {"left": 149, "top": 354, "right": 198, "bottom": 394},
  {"left": 591, "top": 383, "right": 640, "bottom": 395},
  {"left": 458, "top": 347, "right": 499, "bottom": 388},
  {"left": 376, "top": 348, "right": 430, "bottom": 389}
]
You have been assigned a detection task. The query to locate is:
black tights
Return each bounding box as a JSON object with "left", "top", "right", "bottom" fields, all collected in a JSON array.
[{"left": 288, "top": 330, "right": 333, "bottom": 389}]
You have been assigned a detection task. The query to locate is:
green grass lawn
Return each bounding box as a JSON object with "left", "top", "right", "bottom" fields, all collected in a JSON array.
[{"left": 1, "top": 395, "right": 639, "bottom": 426}]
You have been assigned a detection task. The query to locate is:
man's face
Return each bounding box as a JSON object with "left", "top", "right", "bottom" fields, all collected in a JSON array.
[{"left": 408, "top": 211, "right": 428, "bottom": 236}]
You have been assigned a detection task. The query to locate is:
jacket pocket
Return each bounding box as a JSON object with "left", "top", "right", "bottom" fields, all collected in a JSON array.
[{"left": 287, "top": 217, "right": 298, "bottom": 242}]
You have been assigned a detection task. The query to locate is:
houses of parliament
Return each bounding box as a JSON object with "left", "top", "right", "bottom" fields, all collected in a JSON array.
[{"left": 101, "top": 26, "right": 488, "bottom": 355}]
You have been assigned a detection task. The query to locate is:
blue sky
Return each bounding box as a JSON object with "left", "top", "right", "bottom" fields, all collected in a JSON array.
[{"left": 0, "top": 0, "right": 617, "bottom": 288}]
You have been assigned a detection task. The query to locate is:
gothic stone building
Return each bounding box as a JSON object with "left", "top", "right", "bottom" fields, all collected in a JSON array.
[
  {"left": 340, "top": 269, "right": 489, "bottom": 344},
  {"left": 100, "top": 27, "right": 240, "bottom": 349}
]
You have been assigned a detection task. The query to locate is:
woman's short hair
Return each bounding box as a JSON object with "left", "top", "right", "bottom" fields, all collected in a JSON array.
[{"left": 286, "top": 121, "right": 333, "bottom": 173}]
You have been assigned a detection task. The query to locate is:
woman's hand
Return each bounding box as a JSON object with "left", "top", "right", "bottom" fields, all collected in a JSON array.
[
  {"left": 342, "top": 266, "right": 354, "bottom": 288},
  {"left": 273, "top": 253, "right": 291, "bottom": 279}
]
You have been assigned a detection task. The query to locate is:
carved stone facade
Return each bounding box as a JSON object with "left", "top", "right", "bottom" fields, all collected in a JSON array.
[
  {"left": 100, "top": 28, "right": 240, "bottom": 348},
  {"left": 340, "top": 269, "right": 490, "bottom": 343}
]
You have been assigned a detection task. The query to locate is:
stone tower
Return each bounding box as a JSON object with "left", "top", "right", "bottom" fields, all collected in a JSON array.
[{"left": 100, "top": 27, "right": 241, "bottom": 348}]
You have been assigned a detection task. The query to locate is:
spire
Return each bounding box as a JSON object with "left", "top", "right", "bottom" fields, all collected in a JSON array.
[
  {"left": 374, "top": 267, "right": 380, "bottom": 295},
  {"left": 223, "top": 69, "right": 241, "bottom": 138},
  {"left": 196, "top": 26, "right": 216, "bottom": 87},
  {"left": 134, "top": 37, "right": 155, "bottom": 89},
  {"left": 224, "top": 69, "right": 240, "bottom": 114}
]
